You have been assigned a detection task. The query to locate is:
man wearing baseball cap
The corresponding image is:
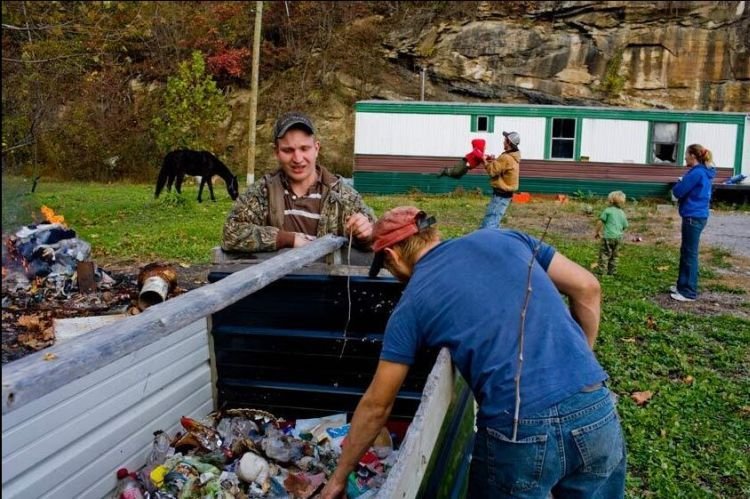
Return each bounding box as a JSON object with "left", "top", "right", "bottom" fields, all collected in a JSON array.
[
  {"left": 321, "top": 207, "right": 625, "bottom": 499},
  {"left": 222, "top": 111, "right": 375, "bottom": 253},
  {"left": 480, "top": 130, "right": 521, "bottom": 229}
]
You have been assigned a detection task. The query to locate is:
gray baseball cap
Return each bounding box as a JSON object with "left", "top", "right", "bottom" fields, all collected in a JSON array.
[
  {"left": 273, "top": 112, "right": 316, "bottom": 141},
  {"left": 503, "top": 131, "right": 520, "bottom": 146}
]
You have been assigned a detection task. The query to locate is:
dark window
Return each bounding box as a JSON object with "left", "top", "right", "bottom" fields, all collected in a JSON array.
[
  {"left": 477, "top": 116, "right": 489, "bottom": 132},
  {"left": 651, "top": 122, "right": 679, "bottom": 163},
  {"left": 551, "top": 118, "right": 576, "bottom": 159}
]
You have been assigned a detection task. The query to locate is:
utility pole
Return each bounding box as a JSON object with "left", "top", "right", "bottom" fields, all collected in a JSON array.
[
  {"left": 247, "top": 1, "right": 263, "bottom": 188},
  {"left": 420, "top": 66, "right": 426, "bottom": 101}
]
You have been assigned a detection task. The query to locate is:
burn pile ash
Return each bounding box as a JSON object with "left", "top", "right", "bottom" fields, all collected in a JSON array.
[{"left": 1, "top": 207, "right": 137, "bottom": 364}]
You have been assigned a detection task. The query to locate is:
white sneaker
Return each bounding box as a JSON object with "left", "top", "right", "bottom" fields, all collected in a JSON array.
[
  {"left": 670, "top": 291, "right": 695, "bottom": 302},
  {"left": 669, "top": 285, "right": 678, "bottom": 293}
]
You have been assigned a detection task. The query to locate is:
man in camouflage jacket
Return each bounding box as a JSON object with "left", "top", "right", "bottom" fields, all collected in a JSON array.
[{"left": 222, "top": 112, "right": 375, "bottom": 253}]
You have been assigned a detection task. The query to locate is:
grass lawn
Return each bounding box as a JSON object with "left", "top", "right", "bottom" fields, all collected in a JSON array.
[{"left": 2, "top": 177, "right": 749, "bottom": 498}]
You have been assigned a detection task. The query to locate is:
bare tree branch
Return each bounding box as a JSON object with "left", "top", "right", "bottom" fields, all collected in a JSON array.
[{"left": 3, "top": 53, "right": 90, "bottom": 64}]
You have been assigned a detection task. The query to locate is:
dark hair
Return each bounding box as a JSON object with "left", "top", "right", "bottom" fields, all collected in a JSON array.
[{"left": 686, "top": 144, "right": 713, "bottom": 165}]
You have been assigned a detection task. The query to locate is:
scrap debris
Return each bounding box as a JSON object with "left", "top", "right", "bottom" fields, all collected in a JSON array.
[
  {"left": 131, "top": 408, "right": 397, "bottom": 498},
  {"left": 1, "top": 207, "right": 186, "bottom": 363}
]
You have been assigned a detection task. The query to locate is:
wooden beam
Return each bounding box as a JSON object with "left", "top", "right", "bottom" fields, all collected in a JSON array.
[{"left": 2, "top": 235, "right": 346, "bottom": 415}]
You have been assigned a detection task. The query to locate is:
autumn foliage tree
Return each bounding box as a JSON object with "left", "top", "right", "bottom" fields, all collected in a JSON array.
[{"left": 151, "top": 51, "right": 229, "bottom": 155}]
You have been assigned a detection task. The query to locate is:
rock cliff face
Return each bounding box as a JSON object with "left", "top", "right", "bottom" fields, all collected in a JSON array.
[{"left": 384, "top": 1, "right": 750, "bottom": 111}]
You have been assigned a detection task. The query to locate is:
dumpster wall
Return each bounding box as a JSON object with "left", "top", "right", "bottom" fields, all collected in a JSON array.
[
  {"left": 1, "top": 319, "right": 213, "bottom": 499},
  {"left": 209, "top": 272, "right": 438, "bottom": 420}
]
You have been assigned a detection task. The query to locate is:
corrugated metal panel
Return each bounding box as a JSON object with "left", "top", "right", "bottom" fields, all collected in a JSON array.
[
  {"left": 1, "top": 319, "right": 212, "bottom": 499},
  {"left": 354, "top": 113, "right": 545, "bottom": 159},
  {"left": 354, "top": 155, "right": 733, "bottom": 183},
  {"left": 685, "top": 122, "right": 738, "bottom": 169},
  {"left": 353, "top": 171, "right": 722, "bottom": 199},
  {"left": 581, "top": 119, "right": 649, "bottom": 163}
]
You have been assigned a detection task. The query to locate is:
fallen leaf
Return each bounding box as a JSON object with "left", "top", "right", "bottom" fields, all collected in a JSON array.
[
  {"left": 645, "top": 315, "right": 657, "bottom": 330},
  {"left": 590, "top": 262, "right": 599, "bottom": 269},
  {"left": 17, "top": 315, "right": 42, "bottom": 330},
  {"left": 683, "top": 375, "right": 694, "bottom": 385},
  {"left": 660, "top": 428, "right": 667, "bottom": 437},
  {"left": 631, "top": 390, "right": 654, "bottom": 406},
  {"left": 622, "top": 337, "right": 637, "bottom": 343},
  {"left": 17, "top": 333, "right": 53, "bottom": 350},
  {"left": 42, "top": 327, "right": 55, "bottom": 341},
  {"left": 656, "top": 266, "right": 669, "bottom": 272},
  {"left": 43, "top": 352, "right": 57, "bottom": 361},
  {"left": 179, "top": 262, "right": 191, "bottom": 268},
  {"left": 740, "top": 406, "right": 750, "bottom": 416}
]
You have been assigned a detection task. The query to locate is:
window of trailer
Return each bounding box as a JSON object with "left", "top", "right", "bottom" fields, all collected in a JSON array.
[
  {"left": 551, "top": 118, "right": 576, "bottom": 159},
  {"left": 650, "top": 122, "right": 681, "bottom": 164}
]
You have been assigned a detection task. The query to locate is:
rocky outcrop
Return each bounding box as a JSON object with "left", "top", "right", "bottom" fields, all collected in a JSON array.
[{"left": 384, "top": 1, "right": 750, "bottom": 111}]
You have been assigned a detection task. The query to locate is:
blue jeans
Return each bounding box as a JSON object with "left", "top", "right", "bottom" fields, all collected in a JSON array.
[
  {"left": 480, "top": 195, "right": 512, "bottom": 229},
  {"left": 468, "top": 386, "right": 626, "bottom": 498},
  {"left": 676, "top": 216, "right": 707, "bottom": 299}
]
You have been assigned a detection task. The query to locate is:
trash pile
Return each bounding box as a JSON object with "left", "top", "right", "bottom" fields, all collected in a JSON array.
[
  {"left": 1, "top": 206, "right": 136, "bottom": 362},
  {"left": 120, "top": 408, "right": 397, "bottom": 499},
  {"left": 2, "top": 205, "right": 113, "bottom": 297}
]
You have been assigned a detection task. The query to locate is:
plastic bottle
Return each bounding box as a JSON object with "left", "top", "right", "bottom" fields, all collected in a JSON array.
[
  {"left": 114, "top": 468, "right": 145, "bottom": 499},
  {"left": 146, "top": 430, "right": 172, "bottom": 466}
]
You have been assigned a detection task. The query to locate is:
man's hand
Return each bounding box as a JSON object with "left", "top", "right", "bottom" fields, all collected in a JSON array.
[
  {"left": 345, "top": 213, "right": 373, "bottom": 243},
  {"left": 323, "top": 361, "right": 409, "bottom": 498},
  {"left": 293, "top": 232, "right": 316, "bottom": 248},
  {"left": 319, "top": 473, "right": 347, "bottom": 499}
]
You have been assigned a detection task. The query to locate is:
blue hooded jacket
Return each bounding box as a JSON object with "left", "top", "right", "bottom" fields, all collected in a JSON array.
[{"left": 672, "top": 163, "right": 716, "bottom": 218}]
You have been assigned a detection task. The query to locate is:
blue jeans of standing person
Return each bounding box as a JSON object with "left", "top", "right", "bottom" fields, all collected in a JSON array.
[
  {"left": 468, "top": 385, "right": 626, "bottom": 499},
  {"left": 481, "top": 194, "right": 512, "bottom": 229},
  {"left": 676, "top": 216, "right": 707, "bottom": 299}
]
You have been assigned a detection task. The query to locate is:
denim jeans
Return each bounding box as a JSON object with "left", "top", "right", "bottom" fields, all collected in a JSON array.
[
  {"left": 480, "top": 195, "right": 512, "bottom": 229},
  {"left": 468, "top": 386, "right": 626, "bottom": 499},
  {"left": 676, "top": 216, "right": 707, "bottom": 299}
]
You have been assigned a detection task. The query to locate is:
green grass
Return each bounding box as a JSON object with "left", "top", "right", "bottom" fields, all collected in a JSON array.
[
  {"left": 2, "top": 176, "right": 235, "bottom": 263},
  {"left": 3, "top": 178, "right": 749, "bottom": 498}
]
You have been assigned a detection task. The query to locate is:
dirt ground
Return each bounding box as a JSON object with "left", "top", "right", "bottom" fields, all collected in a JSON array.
[
  {"left": 503, "top": 200, "right": 750, "bottom": 320},
  {"left": 2, "top": 200, "right": 748, "bottom": 364}
]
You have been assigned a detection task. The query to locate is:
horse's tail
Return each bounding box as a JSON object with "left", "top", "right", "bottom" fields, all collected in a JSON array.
[{"left": 155, "top": 155, "right": 171, "bottom": 198}]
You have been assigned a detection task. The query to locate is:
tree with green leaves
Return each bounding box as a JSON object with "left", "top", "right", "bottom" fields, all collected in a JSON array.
[{"left": 151, "top": 51, "right": 229, "bottom": 154}]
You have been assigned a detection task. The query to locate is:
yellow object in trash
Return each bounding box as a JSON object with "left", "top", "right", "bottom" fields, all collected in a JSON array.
[{"left": 149, "top": 465, "right": 169, "bottom": 488}]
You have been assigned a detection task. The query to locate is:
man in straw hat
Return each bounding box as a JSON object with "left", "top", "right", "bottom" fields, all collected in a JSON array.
[{"left": 321, "top": 207, "right": 625, "bottom": 499}]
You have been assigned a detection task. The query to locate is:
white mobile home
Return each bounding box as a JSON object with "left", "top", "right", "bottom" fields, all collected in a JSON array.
[{"left": 353, "top": 101, "right": 747, "bottom": 198}]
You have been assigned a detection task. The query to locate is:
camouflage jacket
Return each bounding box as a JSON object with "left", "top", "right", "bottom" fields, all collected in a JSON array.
[{"left": 221, "top": 166, "right": 375, "bottom": 253}]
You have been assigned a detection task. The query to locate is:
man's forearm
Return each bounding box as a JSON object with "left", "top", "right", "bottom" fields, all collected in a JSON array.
[
  {"left": 570, "top": 298, "right": 600, "bottom": 347},
  {"left": 331, "top": 394, "right": 391, "bottom": 484}
]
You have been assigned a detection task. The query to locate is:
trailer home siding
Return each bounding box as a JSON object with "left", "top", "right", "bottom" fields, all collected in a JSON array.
[{"left": 353, "top": 101, "right": 746, "bottom": 197}]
